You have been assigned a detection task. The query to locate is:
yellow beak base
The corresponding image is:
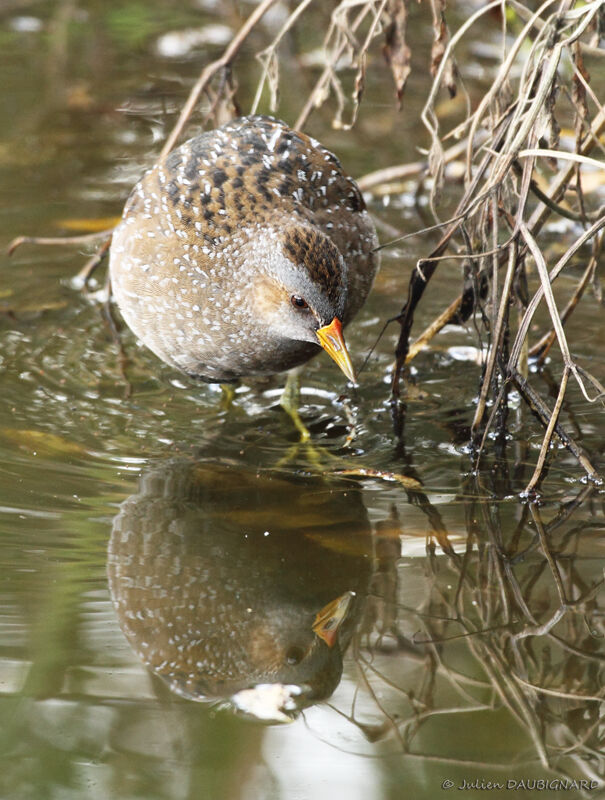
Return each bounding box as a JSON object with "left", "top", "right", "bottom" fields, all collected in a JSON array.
[
  {"left": 316, "top": 318, "right": 356, "bottom": 384},
  {"left": 312, "top": 591, "right": 355, "bottom": 648}
]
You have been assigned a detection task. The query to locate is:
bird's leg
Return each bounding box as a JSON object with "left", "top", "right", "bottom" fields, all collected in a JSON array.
[
  {"left": 279, "top": 368, "right": 311, "bottom": 443},
  {"left": 220, "top": 382, "right": 238, "bottom": 411},
  {"left": 278, "top": 369, "right": 359, "bottom": 466},
  {"left": 277, "top": 371, "right": 353, "bottom": 471},
  {"left": 340, "top": 395, "right": 359, "bottom": 448},
  {"left": 100, "top": 294, "right": 133, "bottom": 400},
  {"left": 278, "top": 376, "right": 421, "bottom": 489}
]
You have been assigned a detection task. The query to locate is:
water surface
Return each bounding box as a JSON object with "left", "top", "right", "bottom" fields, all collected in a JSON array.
[{"left": 1, "top": 2, "right": 604, "bottom": 799}]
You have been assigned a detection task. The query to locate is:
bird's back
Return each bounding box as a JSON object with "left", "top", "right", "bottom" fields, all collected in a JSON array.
[{"left": 109, "top": 116, "right": 379, "bottom": 380}]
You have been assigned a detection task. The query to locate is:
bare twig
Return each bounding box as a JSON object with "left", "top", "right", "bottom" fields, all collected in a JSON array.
[
  {"left": 7, "top": 229, "right": 114, "bottom": 256},
  {"left": 160, "top": 0, "right": 279, "bottom": 158}
]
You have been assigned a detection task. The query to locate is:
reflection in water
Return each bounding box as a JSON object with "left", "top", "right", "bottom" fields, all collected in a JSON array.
[
  {"left": 108, "top": 460, "right": 373, "bottom": 721},
  {"left": 1, "top": 454, "right": 604, "bottom": 797},
  {"left": 320, "top": 478, "right": 605, "bottom": 790}
]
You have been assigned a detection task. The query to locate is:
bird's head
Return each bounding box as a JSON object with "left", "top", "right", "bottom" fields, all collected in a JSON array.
[
  {"left": 240, "top": 590, "right": 356, "bottom": 704},
  {"left": 249, "top": 223, "right": 356, "bottom": 382}
]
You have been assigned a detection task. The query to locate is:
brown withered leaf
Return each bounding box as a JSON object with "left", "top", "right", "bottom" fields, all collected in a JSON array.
[
  {"left": 340, "top": 54, "right": 367, "bottom": 131},
  {"left": 430, "top": 0, "right": 457, "bottom": 99},
  {"left": 441, "top": 58, "right": 457, "bottom": 100},
  {"left": 331, "top": 468, "right": 422, "bottom": 490},
  {"left": 572, "top": 42, "right": 590, "bottom": 145},
  {"left": 382, "top": 0, "right": 411, "bottom": 109},
  {"left": 544, "top": 82, "right": 561, "bottom": 169},
  {"left": 353, "top": 55, "right": 366, "bottom": 112}
]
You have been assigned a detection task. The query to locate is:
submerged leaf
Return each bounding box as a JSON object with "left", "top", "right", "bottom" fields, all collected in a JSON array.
[
  {"left": 57, "top": 217, "right": 121, "bottom": 233},
  {"left": 0, "top": 299, "right": 68, "bottom": 314},
  {"left": 0, "top": 428, "right": 86, "bottom": 458}
]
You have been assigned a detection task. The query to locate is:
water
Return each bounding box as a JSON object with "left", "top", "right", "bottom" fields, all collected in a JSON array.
[{"left": 1, "top": 2, "right": 604, "bottom": 799}]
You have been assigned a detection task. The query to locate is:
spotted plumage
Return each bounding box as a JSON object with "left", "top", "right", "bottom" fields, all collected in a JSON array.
[
  {"left": 109, "top": 115, "right": 379, "bottom": 383},
  {"left": 107, "top": 461, "right": 373, "bottom": 706}
]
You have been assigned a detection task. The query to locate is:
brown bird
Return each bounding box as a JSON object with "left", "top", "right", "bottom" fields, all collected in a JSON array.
[
  {"left": 109, "top": 115, "right": 379, "bottom": 387},
  {"left": 108, "top": 460, "right": 373, "bottom": 721}
]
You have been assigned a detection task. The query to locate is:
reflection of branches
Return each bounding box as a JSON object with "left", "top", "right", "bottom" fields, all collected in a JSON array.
[{"left": 336, "top": 479, "right": 605, "bottom": 785}]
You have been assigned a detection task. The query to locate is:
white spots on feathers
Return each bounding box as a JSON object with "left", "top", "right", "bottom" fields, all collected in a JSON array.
[
  {"left": 266, "top": 127, "right": 281, "bottom": 152},
  {"left": 109, "top": 115, "right": 379, "bottom": 381}
]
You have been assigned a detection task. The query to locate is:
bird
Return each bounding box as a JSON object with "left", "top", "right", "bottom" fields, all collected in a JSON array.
[
  {"left": 108, "top": 115, "right": 379, "bottom": 390},
  {"left": 107, "top": 459, "right": 373, "bottom": 721}
]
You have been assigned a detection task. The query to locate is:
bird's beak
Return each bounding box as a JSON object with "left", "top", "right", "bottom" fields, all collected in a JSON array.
[
  {"left": 316, "top": 318, "right": 356, "bottom": 384},
  {"left": 312, "top": 591, "right": 355, "bottom": 648}
]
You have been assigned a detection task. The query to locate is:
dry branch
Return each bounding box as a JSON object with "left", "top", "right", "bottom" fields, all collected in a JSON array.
[{"left": 385, "top": 0, "right": 604, "bottom": 490}]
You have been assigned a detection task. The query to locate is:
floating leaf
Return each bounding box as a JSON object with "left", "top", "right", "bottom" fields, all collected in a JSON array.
[{"left": 331, "top": 468, "right": 422, "bottom": 489}]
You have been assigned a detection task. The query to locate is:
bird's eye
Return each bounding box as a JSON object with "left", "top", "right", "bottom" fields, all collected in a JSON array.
[
  {"left": 285, "top": 646, "right": 305, "bottom": 665},
  {"left": 291, "top": 295, "right": 308, "bottom": 310}
]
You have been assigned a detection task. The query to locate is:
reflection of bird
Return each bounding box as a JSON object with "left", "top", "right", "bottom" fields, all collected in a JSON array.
[
  {"left": 107, "top": 461, "right": 373, "bottom": 720},
  {"left": 109, "top": 115, "right": 378, "bottom": 384}
]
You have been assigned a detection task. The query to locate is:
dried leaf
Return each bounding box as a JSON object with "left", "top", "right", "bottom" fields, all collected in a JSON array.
[
  {"left": 351, "top": 53, "right": 366, "bottom": 121},
  {"left": 428, "top": 137, "right": 445, "bottom": 206},
  {"left": 441, "top": 57, "right": 457, "bottom": 100},
  {"left": 430, "top": 2, "right": 457, "bottom": 99},
  {"left": 57, "top": 216, "right": 121, "bottom": 233},
  {"left": 546, "top": 83, "right": 560, "bottom": 163},
  {"left": 332, "top": 468, "right": 422, "bottom": 489},
  {"left": 382, "top": 0, "right": 411, "bottom": 109},
  {"left": 572, "top": 42, "right": 590, "bottom": 148}
]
